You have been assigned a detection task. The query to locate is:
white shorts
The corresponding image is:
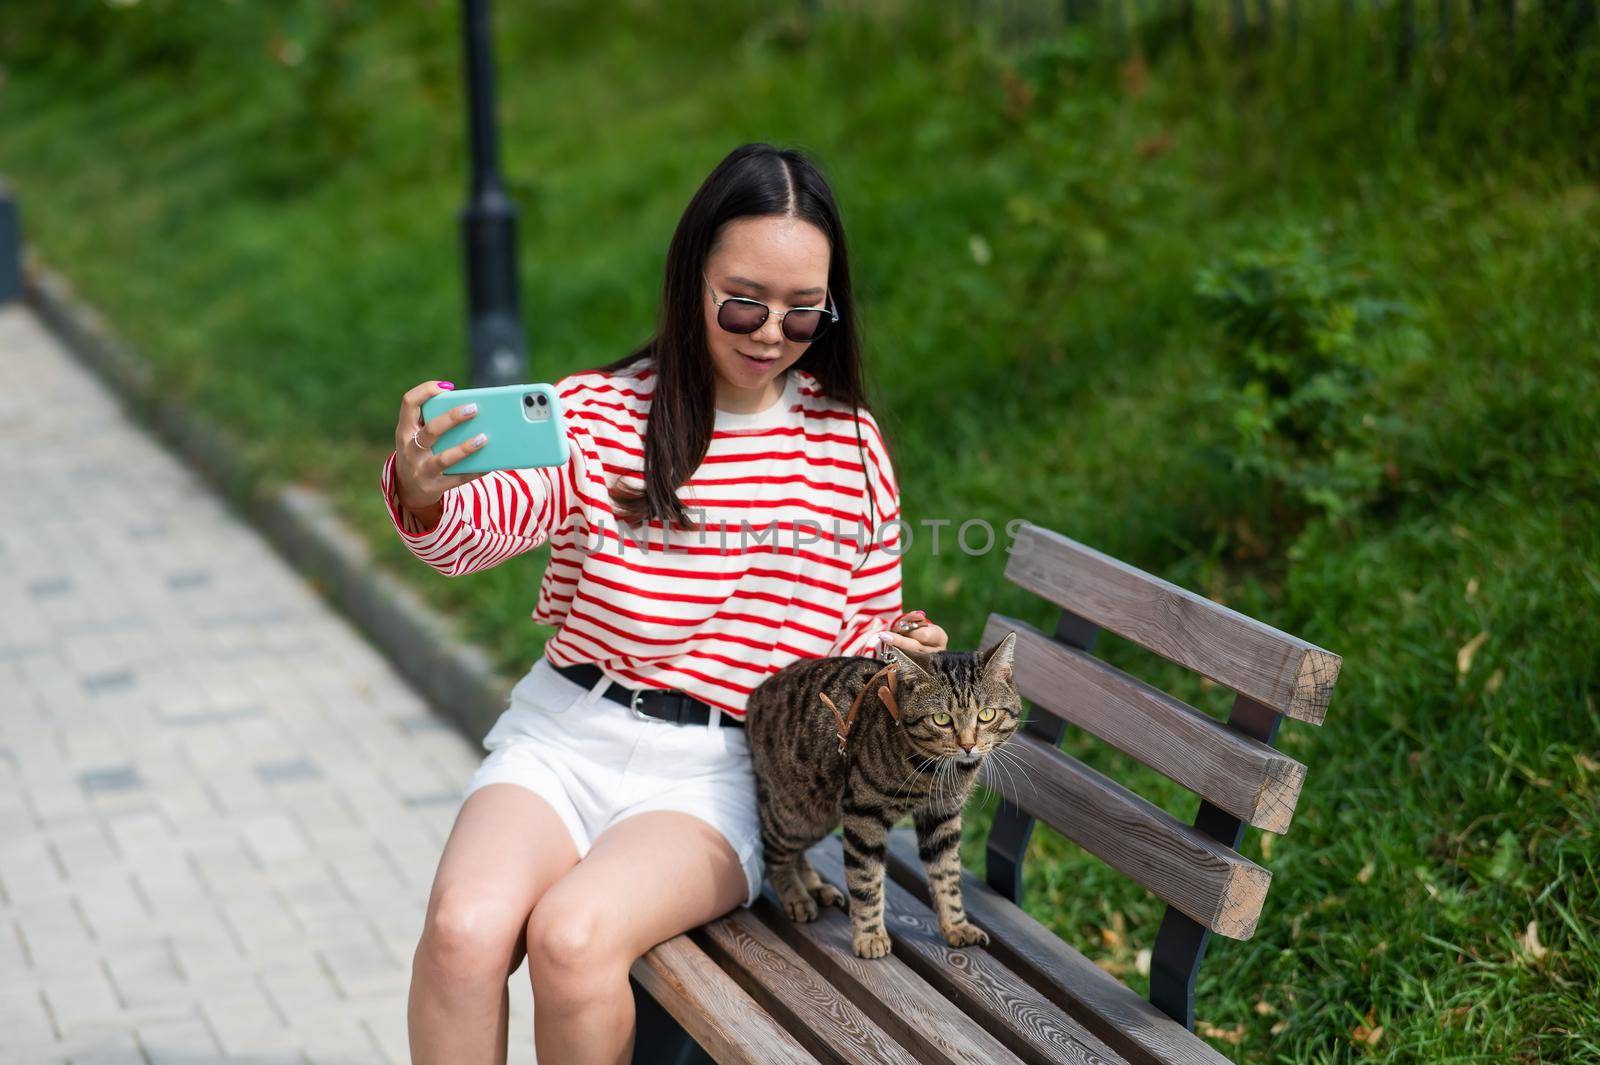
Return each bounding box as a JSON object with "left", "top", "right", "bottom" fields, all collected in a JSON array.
[{"left": 461, "top": 656, "right": 765, "bottom": 908}]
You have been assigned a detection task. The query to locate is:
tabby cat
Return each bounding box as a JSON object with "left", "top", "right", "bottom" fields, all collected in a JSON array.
[{"left": 744, "top": 632, "right": 1020, "bottom": 958}]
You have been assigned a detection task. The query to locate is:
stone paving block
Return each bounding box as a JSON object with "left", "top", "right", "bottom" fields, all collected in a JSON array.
[
  {"left": 300, "top": 1018, "right": 387, "bottom": 1065},
  {"left": 257, "top": 954, "right": 341, "bottom": 1020},
  {"left": 316, "top": 933, "right": 405, "bottom": 1000},
  {"left": 74, "top": 873, "right": 155, "bottom": 946},
  {"left": 0, "top": 985, "right": 58, "bottom": 1046},
  {"left": 189, "top": 840, "right": 262, "bottom": 896},
  {"left": 13, "top": 897, "right": 97, "bottom": 979},
  {"left": 27, "top": 784, "right": 96, "bottom": 828},
  {"left": 103, "top": 940, "right": 189, "bottom": 1011},
  {"left": 199, "top": 985, "right": 303, "bottom": 1060},
  {"left": 202, "top": 768, "right": 280, "bottom": 817},
  {"left": 254, "top": 757, "right": 323, "bottom": 784},
  {"left": 65, "top": 1031, "right": 147, "bottom": 1065},
  {"left": 135, "top": 1015, "right": 224, "bottom": 1064},
  {"left": 167, "top": 915, "right": 250, "bottom": 984},
  {"left": 101, "top": 807, "right": 173, "bottom": 856},
  {"left": 40, "top": 968, "right": 127, "bottom": 1040},
  {"left": 239, "top": 812, "right": 313, "bottom": 865},
  {"left": 218, "top": 887, "right": 301, "bottom": 958},
  {"left": 0, "top": 828, "right": 67, "bottom": 901},
  {"left": 47, "top": 822, "right": 125, "bottom": 882}
]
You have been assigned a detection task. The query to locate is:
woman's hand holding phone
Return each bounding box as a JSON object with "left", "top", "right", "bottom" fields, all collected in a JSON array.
[{"left": 393, "top": 380, "right": 490, "bottom": 528}]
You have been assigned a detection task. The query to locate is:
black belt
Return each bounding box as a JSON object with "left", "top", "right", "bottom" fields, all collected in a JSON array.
[{"left": 552, "top": 661, "right": 744, "bottom": 730}]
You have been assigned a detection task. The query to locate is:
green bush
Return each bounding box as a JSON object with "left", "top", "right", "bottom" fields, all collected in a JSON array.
[{"left": 1194, "top": 226, "right": 1427, "bottom": 552}]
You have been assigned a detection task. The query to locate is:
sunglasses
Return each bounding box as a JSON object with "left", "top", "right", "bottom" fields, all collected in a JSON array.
[{"left": 704, "top": 274, "right": 839, "bottom": 344}]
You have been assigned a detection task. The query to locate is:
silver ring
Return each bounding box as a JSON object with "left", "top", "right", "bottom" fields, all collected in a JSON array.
[{"left": 409, "top": 429, "right": 429, "bottom": 451}]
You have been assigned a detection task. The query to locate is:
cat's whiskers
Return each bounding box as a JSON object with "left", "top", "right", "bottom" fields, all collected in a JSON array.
[
  {"left": 979, "top": 745, "right": 1020, "bottom": 806},
  {"left": 984, "top": 742, "right": 1039, "bottom": 802}
]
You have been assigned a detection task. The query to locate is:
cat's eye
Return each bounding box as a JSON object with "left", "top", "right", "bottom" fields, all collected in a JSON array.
[
  {"left": 977, "top": 707, "right": 997, "bottom": 722},
  {"left": 932, "top": 712, "right": 952, "bottom": 727}
]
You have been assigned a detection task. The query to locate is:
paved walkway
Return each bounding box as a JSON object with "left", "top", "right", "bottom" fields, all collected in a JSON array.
[{"left": 0, "top": 305, "right": 536, "bottom": 1064}]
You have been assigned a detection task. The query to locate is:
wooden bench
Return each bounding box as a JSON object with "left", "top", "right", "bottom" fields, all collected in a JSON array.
[{"left": 627, "top": 521, "right": 1342, "bottom": 1064}]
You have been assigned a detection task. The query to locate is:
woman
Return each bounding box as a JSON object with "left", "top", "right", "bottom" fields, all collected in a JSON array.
[{"left": 384, "top": 143, "right": 947, "bottom": 1064}]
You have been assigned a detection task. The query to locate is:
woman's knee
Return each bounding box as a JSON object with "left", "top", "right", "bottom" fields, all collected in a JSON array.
[
  {"left": 524, "top": 891, "right": 625, "bottom": 992},
  {"left": 418, "top": 884, "right": 528, "bottom": 981}
]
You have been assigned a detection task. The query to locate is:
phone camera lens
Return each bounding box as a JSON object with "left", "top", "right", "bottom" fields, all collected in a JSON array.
[
  {"left": 523, "top": 394, "right": 535, "bottom": 407},
  {"left": 536, "top": 394, "right": 549, "bottom": 407}
]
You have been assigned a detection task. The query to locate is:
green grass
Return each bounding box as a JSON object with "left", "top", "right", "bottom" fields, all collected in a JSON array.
[{"left": 3, "top": 2, "right": 1597, "bottom": 1059}]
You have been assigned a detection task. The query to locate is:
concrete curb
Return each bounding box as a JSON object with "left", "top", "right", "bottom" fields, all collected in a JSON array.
[{"left": 22, "top": 260, "right": 512, "bottom": 745}]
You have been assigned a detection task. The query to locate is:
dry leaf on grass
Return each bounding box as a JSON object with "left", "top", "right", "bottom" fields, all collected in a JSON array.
[
  {"left": 1357, "top": 859, "right": 1375, "bottom": 885},
  {"left": 1352, "top": 1009, "right": 1384, "bottom": 1047},
  {"left": 1457, "top": 631, "right": 1489, "bottom": 675},
  {"left": 1519, "top": 920, "right": 1548, "bottom": 963},
  {"left": 1197, "top": 1021, "right": 1246, "bottom": 1045}
]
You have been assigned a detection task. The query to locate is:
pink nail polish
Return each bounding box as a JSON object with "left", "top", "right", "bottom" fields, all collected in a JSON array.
[
  {"left": 471, "top": 433, "right": 487, "bottom": 448},
  {"left": 438, "top": 381, "right": 455, "bottom": 390},
  {"left": 461, "top": 403, "right": 478, "bottom": 416}
]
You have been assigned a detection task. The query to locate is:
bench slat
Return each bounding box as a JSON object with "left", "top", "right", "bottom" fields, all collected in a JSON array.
[
  {"left": 695, "top": 907, "right": 923, "bottom": 1065},
  {"left": 983, "top": 613, "right": 1307, "bottom": 833},
  {"left": 808, "top": 838, "right": 1129, "bottom": 1065},
  {"left": 630, "top": 935, "right": 817, "bottom": 1065},
  {"left": 1005, "top": 523, "right": 1341, "bottom": 724},
  {"left": 982, "top": 732, "right": 1271, "bottom": 939},
  {"left": 753, "top": 887, "right": 1027, "bottom": 1065},
  {"left": 884, "top": 830, "right": 1231, "bottom": 1065}
]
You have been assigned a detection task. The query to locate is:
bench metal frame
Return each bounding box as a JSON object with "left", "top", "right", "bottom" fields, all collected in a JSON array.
[{"left": 1146, "top": 693, "right": 1282, "bottom": 1028}]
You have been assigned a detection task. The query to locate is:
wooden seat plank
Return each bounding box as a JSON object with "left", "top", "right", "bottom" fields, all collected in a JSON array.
[
  {"left": 693, "top": 907, "right": 922, "bottom": 1065},
  {"left": 808, "top": 838, "right": 1128, "bottom": 1065},
  {"left": 982, "top": 613, "right": 1307, "bottom": 833},
  {"left": 752, "top": 886, "right": 1027, "bottom": 1065},
  {"left": 983, "top": 732, "right": 1271, "bottom": 939},
  {"left": 630, "top": 934, "right": 817, "bottom": 1065},
  {"left": 1005, "top": 523, "right": 1341, "bottom": 724},
  {"left": 883, "top": 830, "right": 1231, "bottom": 1065}
]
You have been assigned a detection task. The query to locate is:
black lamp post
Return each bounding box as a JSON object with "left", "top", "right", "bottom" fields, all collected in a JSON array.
[
  {"left": 0, "top": 184, "right": 20, "bottom": 304},
  {"left": 460, "top": 0, "right": 527, "bottom": 387}
]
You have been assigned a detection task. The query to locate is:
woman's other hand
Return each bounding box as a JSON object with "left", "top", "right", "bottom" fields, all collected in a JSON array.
[
  {"left": 875, "top": 609, "right": 948, "bottom": 656},
  {"left": 393, "top": 379, "right": 489, "bottom": 523}
]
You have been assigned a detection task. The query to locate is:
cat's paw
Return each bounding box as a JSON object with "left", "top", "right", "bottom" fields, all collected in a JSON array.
[
  {"left": 852, "top": 929, "right": 893, "bottom": 959},
  {"left": 811, "top": 883, "right": 846, "bottom": 910},
  {"left": 783, "top": 894, "right": 820, "bottom": 923},
  {"left": 941, "top": 921, "right": 989, "bottom": 949}
]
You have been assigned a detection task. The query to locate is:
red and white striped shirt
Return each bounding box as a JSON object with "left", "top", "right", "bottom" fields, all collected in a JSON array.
[{"left": 379, "top": 359, "right": 903, "bottom": 718}]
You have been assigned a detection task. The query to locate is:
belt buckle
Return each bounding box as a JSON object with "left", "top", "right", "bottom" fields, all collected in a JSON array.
[{"left": 629, "top": 687, "right": 659, "bottom": 723}]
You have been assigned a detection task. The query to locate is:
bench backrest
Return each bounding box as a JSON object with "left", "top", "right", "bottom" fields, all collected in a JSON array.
[{"left": 978, "top": 522, "right": 1342, "bottom": 1027}]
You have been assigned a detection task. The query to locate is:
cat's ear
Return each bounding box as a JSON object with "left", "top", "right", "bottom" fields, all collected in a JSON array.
[
  {"left": 883, "top": 643, "right": 935, "bottom": 682},
  {"left": 982, "top": 631, "right": 1018, "bottom": 683}
]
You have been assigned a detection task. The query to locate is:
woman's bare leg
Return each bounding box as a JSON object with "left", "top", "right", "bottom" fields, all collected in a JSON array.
[
  {"left": 524, "top": 811, "right": 748, "bottom": 1065},
  {"left": 409, "top": 782, "right": 582, "bottom": 1065}
]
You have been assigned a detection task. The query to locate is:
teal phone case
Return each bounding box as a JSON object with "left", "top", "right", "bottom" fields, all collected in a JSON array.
[{"left": 420, "top": 383, "right": 570, "bottom": 475}]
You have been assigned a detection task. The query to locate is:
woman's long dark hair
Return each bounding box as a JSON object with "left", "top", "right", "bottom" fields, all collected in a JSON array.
[{"left": 601, "top": 143, "right": 885, "bottom": 537}]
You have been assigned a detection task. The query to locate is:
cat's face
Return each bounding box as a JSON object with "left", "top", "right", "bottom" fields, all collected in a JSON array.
[{"left": 881, "top": 632, "right": 1021, "bottom": 766}]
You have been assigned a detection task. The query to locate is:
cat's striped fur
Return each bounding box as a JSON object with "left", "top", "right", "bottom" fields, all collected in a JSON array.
[{"left": 745, "top": 633, "right": 1020, "bottom": 958}]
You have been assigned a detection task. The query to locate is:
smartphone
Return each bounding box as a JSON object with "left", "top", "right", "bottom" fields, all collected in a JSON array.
[{"left": 420, "top": 383, "right": 570, "bottom": 475}]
